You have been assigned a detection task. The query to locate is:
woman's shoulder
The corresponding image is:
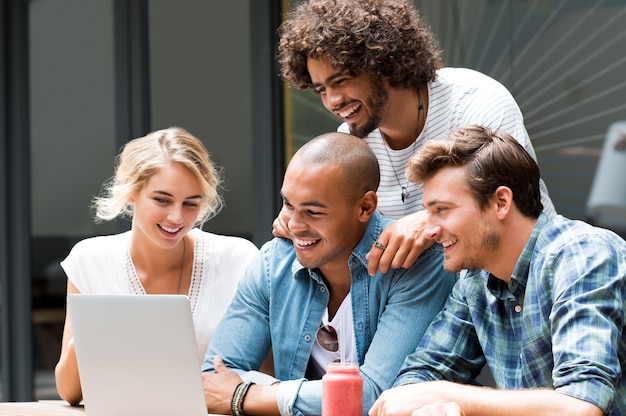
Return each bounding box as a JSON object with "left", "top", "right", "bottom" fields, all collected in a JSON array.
[
  {"left": 61, "top": 232, "right": 131, "bottom": 289},
  {"left": 67, "top": 231, "right": 130, "bottom": 258}
]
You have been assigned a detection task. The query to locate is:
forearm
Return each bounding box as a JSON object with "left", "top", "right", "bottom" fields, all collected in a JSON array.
[
  {"left": 372, "top": 381, "right": 603, "bottom": 416},
  {"left": 54, "top": 340, "right": 82, "bottom": 406},
  {"left": 203, "top": 357, "right": 282, "bottom": 416},
  {"left": 453, "top": 383, "right": 602, "bottom": 416},
  {"left": 242, "top": 383, "right": 281, "bottom": 416}
]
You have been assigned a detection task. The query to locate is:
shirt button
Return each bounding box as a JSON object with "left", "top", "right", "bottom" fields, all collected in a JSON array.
[
  {"left": 514, "top": 305, "right": 522, "bottom": 313},
  {"left": 320, "top": 287, "right": 326, "bottom": 293},
  {"left": 304, "top": 334, "right": 311, "bottom": 342}
]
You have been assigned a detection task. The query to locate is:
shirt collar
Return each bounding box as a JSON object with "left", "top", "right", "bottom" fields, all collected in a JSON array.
[{"left": 487, "top": 212, "right": 549, "bottom": 300}]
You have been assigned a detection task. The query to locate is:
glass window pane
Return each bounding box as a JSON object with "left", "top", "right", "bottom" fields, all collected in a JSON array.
[
  {"left": 149, "top": 0, "right": 254, "bottom": 239},
  {"left": 29, "top": 0, "right": 117, "bottom": 399}
]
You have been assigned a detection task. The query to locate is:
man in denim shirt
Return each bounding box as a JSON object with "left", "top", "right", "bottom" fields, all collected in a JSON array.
[
  {"left": 370, "top": 125, "right": 626, "bottom": 416},
  {"left": 201, "top": 132, "right": 456, "bottom": 415}
]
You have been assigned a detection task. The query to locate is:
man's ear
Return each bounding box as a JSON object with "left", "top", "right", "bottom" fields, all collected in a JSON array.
[
  {"left": 358, "top": 190, "right": 378, "bottom": 222},
  {"left": 492, "top": 186, "right": 513, "bottom": 219}
]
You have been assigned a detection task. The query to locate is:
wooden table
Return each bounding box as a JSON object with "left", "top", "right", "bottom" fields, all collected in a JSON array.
[
  {"left": 0, "top": 400, "right": 225, "bottom": 415},
  {"left": 0, "top": 401, "right": 84, "bottom": 416}
]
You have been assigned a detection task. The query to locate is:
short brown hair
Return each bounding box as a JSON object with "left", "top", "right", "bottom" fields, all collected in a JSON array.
[{"left": 406, "top": 125, "right": 543, "bottom": 217}]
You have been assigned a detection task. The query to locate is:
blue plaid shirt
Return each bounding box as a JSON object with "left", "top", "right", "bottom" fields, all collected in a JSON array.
[{"left": 396, "top": 213, "right": 626, "bottom": 415}]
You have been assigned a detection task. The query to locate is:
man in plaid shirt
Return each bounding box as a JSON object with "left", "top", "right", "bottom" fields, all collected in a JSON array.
[{"left": 370, "top": 125, "right": 626, "bottom": 416}]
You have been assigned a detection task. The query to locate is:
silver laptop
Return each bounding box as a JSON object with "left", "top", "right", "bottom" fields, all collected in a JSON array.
[{"left": 68, "top": 294, "right": 209, "bottom": 416}]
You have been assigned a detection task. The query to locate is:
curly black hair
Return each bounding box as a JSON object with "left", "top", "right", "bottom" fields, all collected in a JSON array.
[{"left": 277, "top": 0, "right": 443, "bottom": 91}]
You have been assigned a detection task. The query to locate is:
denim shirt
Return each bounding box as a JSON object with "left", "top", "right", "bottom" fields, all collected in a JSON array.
[{"left": 202, "top": 211, "right": 456, "bottom": 416}]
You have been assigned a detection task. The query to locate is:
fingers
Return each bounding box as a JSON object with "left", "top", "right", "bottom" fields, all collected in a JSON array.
[
  {"left": 367, "top": 391, "right": 410, "bottom": 416},
  {"left": 368, "top": 401, "right": 380, "bottom": 416},
  {"left": 213, "top": 355, "right": 226, "bottom": 373},
  {"left": 412, "top": 402, "right": 462, "bottom": 416},
  {"left": 367, "top": 233, "right": 406, "bottom": 276},
  {"left": 367, "top": 395, "right": 386, "bottom": 416},
  {"left": 399, "top": 238, "right": 435, "bottom": 269},
  {"left": 367, "top": 238, "right": 387, "bottom": 275},
  {"left": 370, "top": 399, "right": 461, "bottom": 416},
  {"left": 271, "top": 217, "right": 284, "bottom": 238},
  {"left": 367, "top": 230, "right": 430, "bottom": 276},
  {"left": 272, "top": 208, "right": 292, "bottom": 239},
  {"left": 385, "top": 238, "right": 413, "bottom": 269},
  {"left": 367, "top": 211, "right": 435, "bottom": 276}
]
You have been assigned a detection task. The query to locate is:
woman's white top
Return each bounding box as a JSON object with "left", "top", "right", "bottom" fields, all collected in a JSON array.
[{"left": 60, "top": 228, "right": 259, "bottom": 362}]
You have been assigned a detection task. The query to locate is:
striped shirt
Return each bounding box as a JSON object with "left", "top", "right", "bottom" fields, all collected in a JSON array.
[
  {"left": 339, "top": 67, "right": 556, "bottom": 219},
  {"left": 395, "top": 213, "right": 626, "bottom": 415}
]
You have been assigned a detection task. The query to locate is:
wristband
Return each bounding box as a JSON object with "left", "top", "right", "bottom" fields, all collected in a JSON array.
[{"left": 230, "top": 381, "right": 254, "bottom": 416}]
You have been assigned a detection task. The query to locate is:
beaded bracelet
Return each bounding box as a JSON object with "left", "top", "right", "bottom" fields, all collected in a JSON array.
[{"left": 231, "top": 381, "right": 254, "bottom": 416}]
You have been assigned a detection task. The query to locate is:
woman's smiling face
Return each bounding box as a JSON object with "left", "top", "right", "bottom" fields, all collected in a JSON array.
[{"left": 130, "top": 162, "right": 203, "bottom": 250}]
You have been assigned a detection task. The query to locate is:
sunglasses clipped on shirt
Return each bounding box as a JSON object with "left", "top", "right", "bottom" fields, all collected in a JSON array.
[{"left": 316, "top": 324, "right": 339, "bottom": 353}]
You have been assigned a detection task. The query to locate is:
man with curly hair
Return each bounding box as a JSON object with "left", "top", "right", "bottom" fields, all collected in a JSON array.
[{"left": 273, "top": 0, "right": 556, "bottom": 276}]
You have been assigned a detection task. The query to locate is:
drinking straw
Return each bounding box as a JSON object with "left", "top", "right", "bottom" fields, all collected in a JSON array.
[{"left": 341, "top": 310, "right": 346, "bottom": 364}]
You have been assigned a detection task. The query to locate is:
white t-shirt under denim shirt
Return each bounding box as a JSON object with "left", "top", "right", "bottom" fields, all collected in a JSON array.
[{"left": 309, "top": 293, "right": 357, "bottom": 379}]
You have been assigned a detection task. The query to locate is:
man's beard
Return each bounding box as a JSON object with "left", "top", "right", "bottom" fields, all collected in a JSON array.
[
  {"left": 445, "top": 229, "right": 500, "bottom": 273},
  {"left": 348, "top": 82, "right": 389, "bottom": 138}
]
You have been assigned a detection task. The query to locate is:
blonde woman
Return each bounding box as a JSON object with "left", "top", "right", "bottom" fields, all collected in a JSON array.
[{"left": 54, "top": 127, "right": 258, "bottom": 406}]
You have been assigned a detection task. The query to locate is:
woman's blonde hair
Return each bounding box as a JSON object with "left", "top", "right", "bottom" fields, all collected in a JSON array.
[{"left": 92, "top": 127, "right": 223, "bottom": 226}]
